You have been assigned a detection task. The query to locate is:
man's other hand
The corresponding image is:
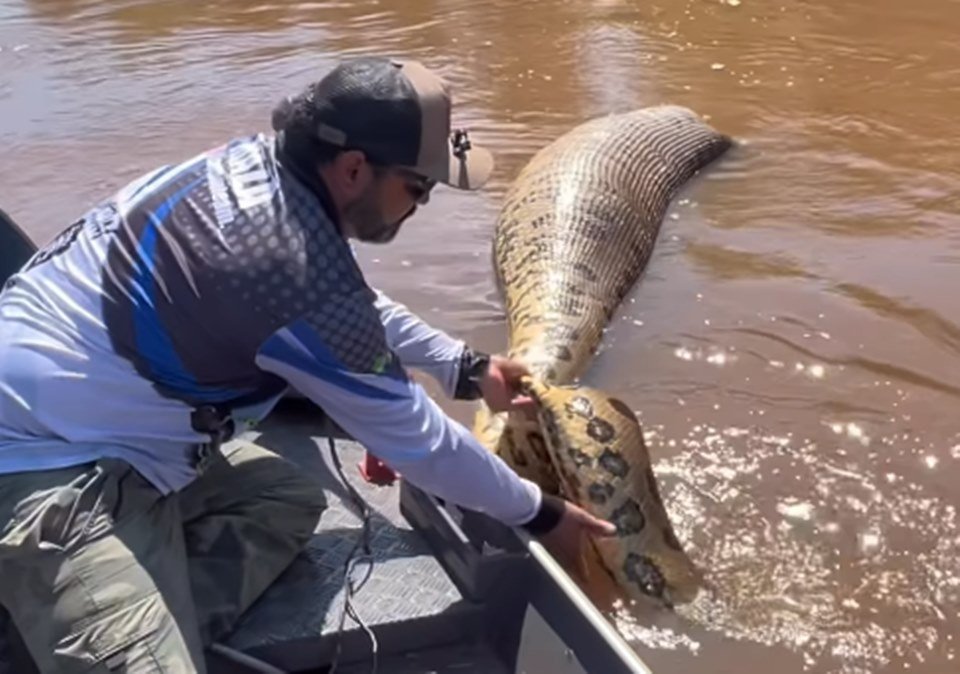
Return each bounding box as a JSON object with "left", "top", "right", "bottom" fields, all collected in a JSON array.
[
  {"left": 479, "top": 355, "right": 537, "bottom": 413},
  {"left": 539, "top": 499, "right": 618, "bottom": 579}
]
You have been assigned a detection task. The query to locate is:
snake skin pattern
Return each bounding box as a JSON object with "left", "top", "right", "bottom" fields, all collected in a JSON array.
[{"left": 473, "top": 105, "right": 731, "bottom": 606}]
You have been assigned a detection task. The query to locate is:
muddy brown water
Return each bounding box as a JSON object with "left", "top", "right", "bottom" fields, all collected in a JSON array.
[{"left": 2, "top": 0, "right": 959, "bottom": 672}]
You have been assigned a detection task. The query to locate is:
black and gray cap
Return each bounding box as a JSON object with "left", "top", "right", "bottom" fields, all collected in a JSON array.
[{"left": 272, "top": 56, "right": 494, "bottom": 190}]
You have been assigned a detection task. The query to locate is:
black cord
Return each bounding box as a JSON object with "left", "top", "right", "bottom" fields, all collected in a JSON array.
[{"left": 327, "top": 437, "right": 379, "bottom": 674}]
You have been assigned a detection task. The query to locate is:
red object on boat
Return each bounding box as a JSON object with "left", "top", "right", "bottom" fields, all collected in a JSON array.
[{"left": 358, "top": 451, "right": 398, "bottom": 485}]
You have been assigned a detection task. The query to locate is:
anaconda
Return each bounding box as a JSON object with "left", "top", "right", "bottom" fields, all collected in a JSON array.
[{"left": 473, "top": 105, "right": 732, "bottom": 606}]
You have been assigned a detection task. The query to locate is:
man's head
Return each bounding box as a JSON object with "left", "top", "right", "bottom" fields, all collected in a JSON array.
[{"left": 271, "top": 56, "right": 494, "bottom": 243}]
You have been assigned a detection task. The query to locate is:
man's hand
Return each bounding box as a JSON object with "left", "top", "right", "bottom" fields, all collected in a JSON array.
[
  {"left": 538, "top": 499, "right": 617, "bottom": 578},
  {"left": 479, "top": 355, "right": 537, "bottom": 414}
]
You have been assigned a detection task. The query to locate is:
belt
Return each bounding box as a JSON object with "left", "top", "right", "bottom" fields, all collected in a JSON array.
[{"left": 190, "top": 405, "right": 235, "bottom": 474}]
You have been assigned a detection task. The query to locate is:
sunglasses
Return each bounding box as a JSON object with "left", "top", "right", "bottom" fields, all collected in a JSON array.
[
  {"left": 396, "top": 169, "right": 436, "bottom": 205},
  {"left": 367, "top": 158, "right": 436, "bottom": 205}
]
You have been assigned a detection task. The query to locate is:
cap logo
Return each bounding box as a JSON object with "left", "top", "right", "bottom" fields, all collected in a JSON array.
[{"left": 451, "top": 128, "right": 472, "bottom": 161}]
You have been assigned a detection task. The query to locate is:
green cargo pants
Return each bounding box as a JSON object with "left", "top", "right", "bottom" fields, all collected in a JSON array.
[{"left": 0, "top": 439, "right": 327, "bottom": 673}]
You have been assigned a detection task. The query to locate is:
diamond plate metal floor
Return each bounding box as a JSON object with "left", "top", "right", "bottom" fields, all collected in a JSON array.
[{"left": 222, "top": 402, "right": 479, "bottom": 670}]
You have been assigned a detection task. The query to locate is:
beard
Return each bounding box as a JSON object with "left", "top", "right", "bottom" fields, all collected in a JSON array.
[{"left": 343, "top": 187, "right": 414, "bottom": 244}]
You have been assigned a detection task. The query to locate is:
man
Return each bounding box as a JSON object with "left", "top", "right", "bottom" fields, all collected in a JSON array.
[{"left": 0, "top": 56, "right": 615, "bottom": 672}]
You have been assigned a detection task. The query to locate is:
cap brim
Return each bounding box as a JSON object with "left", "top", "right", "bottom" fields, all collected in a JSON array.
[{"left": 442, "top": 143, "right": 494, "bottom": 190}]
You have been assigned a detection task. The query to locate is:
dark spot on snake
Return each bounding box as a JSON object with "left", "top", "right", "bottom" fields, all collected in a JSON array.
[
  {"left": 587, "top": 417, "right": 616, "bottom": 443},
  {"left": 545, "top": 367, "right": 558, "bottom": 381},
  {"left": 599, "top": 449, "right": 629, "bottom": 478},
  {"left": 588, "top": 482, "right": 615, "bottom": 505},
  {"left": 573, "top": 262, "right": 598, "bottom": 283},
  {"left": 623, "top": 553, "right": 667, "bottom": 599},
  {"left": 548, "top": 344, "right": 572, "bottom": 361},
  {"left": 610, "top": 499, "right": 646, "bottom": 535},
  {"left": 564, "top": 396, "right": 594, "bottom": 419}
]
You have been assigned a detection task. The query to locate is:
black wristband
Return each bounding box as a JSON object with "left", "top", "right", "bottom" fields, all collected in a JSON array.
[
  {"left": 520, "top": 493, "right": 565, "bottom": 536},
  {"left": 453, "top": 347, "right": 490, "bottom": 400}
]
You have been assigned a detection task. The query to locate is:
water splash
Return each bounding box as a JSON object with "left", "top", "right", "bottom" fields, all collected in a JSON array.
[
  {"left": 611, "top": 602, "right": 703, "bottom": 654},
  {"left": 619, "top": 420, "right": 960, "bottom": 674}
]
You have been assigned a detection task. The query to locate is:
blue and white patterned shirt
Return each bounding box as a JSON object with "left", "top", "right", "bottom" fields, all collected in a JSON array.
[{"left": 0, "top": 134, "right": 541, "bottom": 526}]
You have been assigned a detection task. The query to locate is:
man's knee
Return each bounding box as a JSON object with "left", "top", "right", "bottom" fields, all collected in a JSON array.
[
  {"left": 201, "top": 440, "right": 327, "bottom": 538},
  {"left": 266, "top": 467, "right": 327, "bottom": 542},
  {"left": 232, "top": 442, "right": 325, "bottom": 505}
]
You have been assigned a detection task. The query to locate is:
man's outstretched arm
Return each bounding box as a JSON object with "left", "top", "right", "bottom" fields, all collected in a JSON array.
[
  {"left": 372, "top": 289, "right": 490, "bottom": 400},
  {"left": 254, "top": 318, "right": 557, "bottom": 528}
]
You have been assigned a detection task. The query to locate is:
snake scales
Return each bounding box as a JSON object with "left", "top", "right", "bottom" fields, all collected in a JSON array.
[{"left": 473, "top": 105, "right": 732, "bottom": 607}]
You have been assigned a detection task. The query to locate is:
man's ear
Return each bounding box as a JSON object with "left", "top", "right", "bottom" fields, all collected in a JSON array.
[{"left": 330, "top": 150, "right": 372, "bottom": 198}]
